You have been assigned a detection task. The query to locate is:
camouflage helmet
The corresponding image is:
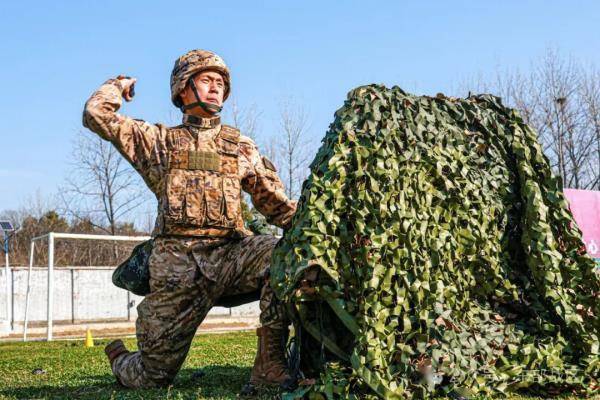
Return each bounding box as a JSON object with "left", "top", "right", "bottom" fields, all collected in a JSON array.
[{"left": 170, "top": 49, "right": 231, "bottom": 108}]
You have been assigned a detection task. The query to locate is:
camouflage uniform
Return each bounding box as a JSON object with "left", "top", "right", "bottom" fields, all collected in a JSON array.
[{"left": 83, "top": 78, "right": 296, "bottom": 388}]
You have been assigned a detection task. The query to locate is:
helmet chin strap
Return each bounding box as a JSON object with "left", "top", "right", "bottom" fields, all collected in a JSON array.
[{"left": 180, "top": 77, "right": 223, "bottom": 114}]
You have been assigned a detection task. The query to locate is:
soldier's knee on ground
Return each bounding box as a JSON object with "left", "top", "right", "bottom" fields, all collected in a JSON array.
[{"left": 112, "top": 352, "right": 177, "bottom": 389}]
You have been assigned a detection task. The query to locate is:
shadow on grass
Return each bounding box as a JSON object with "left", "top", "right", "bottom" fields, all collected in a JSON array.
[{"left": 0, "top": 365, "right": 278, "bottom": 400}]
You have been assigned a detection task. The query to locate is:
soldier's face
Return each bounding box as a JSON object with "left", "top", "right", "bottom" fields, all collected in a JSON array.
[{"left": 181, "top": 70, "right": 225, "bottom": 113}]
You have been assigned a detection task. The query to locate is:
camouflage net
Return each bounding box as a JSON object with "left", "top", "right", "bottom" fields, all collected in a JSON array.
[{"left": 270, "top": 85, "right": 600, "bottom": 399}]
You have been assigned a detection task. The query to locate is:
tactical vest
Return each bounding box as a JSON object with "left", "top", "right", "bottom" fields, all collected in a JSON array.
[{"left": 160, "top": 124, "right": 249, "bottom": 238}]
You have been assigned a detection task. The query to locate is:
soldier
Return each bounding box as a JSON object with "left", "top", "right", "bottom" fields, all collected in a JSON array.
[{"left": 82, "top": 50, "right": 297, "bottom": 390}]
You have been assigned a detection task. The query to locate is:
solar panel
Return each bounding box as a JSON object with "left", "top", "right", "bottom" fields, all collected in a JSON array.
[{"left": 0, "top": 221, "right": 14, "bottom": 231}]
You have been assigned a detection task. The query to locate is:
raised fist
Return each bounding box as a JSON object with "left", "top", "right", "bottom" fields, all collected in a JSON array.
[{"left": 116, "top": 75, "right": 137, "bottom": 102}]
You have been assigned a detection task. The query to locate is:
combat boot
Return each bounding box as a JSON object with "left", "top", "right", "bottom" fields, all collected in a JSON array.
[
  {"left": 249, "top": 326, "right": 291, "bottom": 386},
  {"left": 104, "top": 339, "right": 130, "bottom": 366}
]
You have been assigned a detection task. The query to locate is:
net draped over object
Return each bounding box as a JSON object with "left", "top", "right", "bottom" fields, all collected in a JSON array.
[{"left": 271, "top": 85, "right": 600, "bottom": 399}]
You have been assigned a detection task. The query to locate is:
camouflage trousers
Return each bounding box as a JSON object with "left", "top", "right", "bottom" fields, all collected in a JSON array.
[{"left": 111, "top": 234, "right": 286, "bottom": 388}]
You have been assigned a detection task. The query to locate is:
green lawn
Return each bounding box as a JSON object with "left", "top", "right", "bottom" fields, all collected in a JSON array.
[
  {"left": 0, "top": 331, "right": 597, "bottom": 400},
  {"left": 0, "top": 331, "right": 278, "bottom": 400}
]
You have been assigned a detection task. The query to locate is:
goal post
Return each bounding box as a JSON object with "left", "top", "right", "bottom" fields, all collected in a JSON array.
[{"left": 24, "top": 232, "right": 150, "bottom": 341}]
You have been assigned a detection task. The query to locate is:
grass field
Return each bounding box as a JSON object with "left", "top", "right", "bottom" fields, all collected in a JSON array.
[
  {"left": 0, "top": 331, "right": 597, "bottom": 400},
  {"left": 0, "top": 331, "right": 278, "bottom": 400}
]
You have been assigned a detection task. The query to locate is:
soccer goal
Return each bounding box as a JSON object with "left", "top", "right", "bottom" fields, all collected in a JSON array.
[{"left": 23, "top": 232, "right": 150, "bottom": 341}]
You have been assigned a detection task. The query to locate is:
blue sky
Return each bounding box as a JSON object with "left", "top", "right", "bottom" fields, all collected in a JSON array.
[{"left": 1, "top": 1, "right": 599, "bottom": 212}]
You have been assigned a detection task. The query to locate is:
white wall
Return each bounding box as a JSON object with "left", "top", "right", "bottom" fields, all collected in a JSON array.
[
  {"left": 0, "top": 268, "right": 9, "bottom": 333},
  {"left": 0, "top": 266, "right": 259, "bottom": 335}
]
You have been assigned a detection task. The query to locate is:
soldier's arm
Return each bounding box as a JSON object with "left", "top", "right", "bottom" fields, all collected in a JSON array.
[
  {"left": 240, "top": 137, "right": 297, "bottom": 230},
  {"left": 82, "top": 78, "right": 162, "bottom": 171}
]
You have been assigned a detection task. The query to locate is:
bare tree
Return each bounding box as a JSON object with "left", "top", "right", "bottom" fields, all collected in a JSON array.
[
  {"left": 0, "top": 190, "right": 57, "bottom": 265},
  {"left": 60, "top": 131, "right": 149, "bottom": 235},
  {"left": 223, "top": 96, "right": 262, "bottom": 140},
  {"left": 275, "top": 98, "right": 313, "bottom": 199},
  {"left": 460, "top": 48, "right": 599, "bottom": 189},
  {"left": 580, "top": 67, "right": 600, "bottom": 189}
]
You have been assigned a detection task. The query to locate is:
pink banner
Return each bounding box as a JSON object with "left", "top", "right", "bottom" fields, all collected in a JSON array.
[{"left": 564, "top": 189, "right": 600, "bottom": 261}]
